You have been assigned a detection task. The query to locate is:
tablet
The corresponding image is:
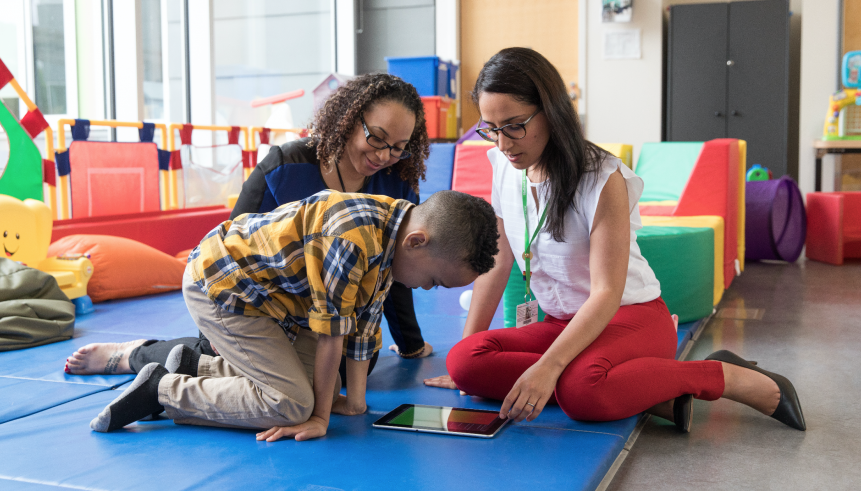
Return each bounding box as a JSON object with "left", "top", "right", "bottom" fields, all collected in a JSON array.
[{"left": 373, "top": 404, "right": 510, "bottom": 438}]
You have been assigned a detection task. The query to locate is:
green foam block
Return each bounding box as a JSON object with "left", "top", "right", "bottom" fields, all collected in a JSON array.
[
  {"left": 637, "top": 226, "right": 714, "bottom": 323},
  {"left": 501, "top": 226, "right": 713, "bottom": 326}
]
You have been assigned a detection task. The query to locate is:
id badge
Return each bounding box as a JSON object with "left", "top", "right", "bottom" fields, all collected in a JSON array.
[{"left": 515, "top": 300, "right": 539, "bottom": 328}]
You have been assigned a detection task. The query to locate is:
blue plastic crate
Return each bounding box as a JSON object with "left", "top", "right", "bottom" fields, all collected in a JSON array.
[{"left": 386, "top": 56, "right": 449, "bottom": 97}]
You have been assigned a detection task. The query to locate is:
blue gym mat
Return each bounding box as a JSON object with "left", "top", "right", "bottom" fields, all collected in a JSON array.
[{"left": 0, "top": 285, "right": 706, "bottom": 490}]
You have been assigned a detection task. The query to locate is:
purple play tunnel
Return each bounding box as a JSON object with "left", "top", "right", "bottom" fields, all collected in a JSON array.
[{"left": 745, "top": 176, "right": 807, "bottom": 262}]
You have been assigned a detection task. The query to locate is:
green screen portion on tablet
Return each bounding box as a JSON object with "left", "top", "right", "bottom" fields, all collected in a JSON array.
[{"left": 389, "top": 406, "right": 416, "bottom": 426}]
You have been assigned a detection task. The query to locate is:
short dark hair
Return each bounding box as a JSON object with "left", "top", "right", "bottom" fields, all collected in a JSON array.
[
  {"left": 310, "top": 73, "right": 429, "bottom": 194},
  {"left": 472, "top": 47, "right": 608, "bottom": 242},
  {"left": 415, "top": 191, "right": 499, "bottom": 275}
]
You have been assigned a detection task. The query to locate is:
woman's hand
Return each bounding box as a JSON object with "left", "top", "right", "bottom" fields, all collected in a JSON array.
[
  {"left": 331, "top": 394, "right": 366, "bottom": 416},
  {"left": 256, "top": 415, "right": 328, "bottom": 442},
  {"left": 500, "top": 362, "right": 561, "bottom": 422},
  {"left": 423, "top": 373, "right": 469, "bottom": 395}
]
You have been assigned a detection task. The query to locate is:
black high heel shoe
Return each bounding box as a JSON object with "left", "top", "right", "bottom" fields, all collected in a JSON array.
[
  {"left": 673, "top": 394, "right": 693, "bottom": 433},
  {"left": 705, "top": 350, "right": 806, "bottom": 431}
]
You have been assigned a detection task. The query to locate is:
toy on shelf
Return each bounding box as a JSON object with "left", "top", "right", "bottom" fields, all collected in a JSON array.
[
  {"left": 0, "top": 194, "right": 93, "bottom": 311},
  {"left": 822, "top": 50, "right": 861, "bottom": 141},
  {"left": 746, "top": 164, "right": 772, "bottom": 181},
  {"left": 314, "top": 74, "right": 352, "bottom": 112}
]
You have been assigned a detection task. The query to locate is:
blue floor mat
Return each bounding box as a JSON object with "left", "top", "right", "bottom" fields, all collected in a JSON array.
[
  {"left": 0, "top": 285, "right": 708, "bottom": 490},
  {"left": 0, "top": 377, "right": 110, "bottom": 424},
  {"left": 367, "top": 354, "right": 641, "bottom": 438},
  {"left": 0, "top": 390, "right": 624, "bottom": 491}
]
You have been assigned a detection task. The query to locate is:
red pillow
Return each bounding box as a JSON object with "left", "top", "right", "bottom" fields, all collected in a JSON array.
[{"left": 48, "top": 235, "right": 186, "bottom": 303}]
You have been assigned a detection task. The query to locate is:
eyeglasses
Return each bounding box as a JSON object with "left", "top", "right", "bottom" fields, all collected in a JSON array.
[
  {"left": 361, "top": 115, "right": 412, "bottom": 160},
  {"left": 475, "top": 110, "right": 541, "bottom": 142}
]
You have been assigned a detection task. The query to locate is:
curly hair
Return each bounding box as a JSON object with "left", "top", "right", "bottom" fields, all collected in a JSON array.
[
  {"left": 309, "top": 73, "right": 429, "bottom": 194},
  {"left": 418, "top": 190, "right": 500, "bottom": 275}
]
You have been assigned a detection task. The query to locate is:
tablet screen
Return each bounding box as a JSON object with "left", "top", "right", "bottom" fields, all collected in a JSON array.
[{"left": 374, "top": 404, "right": 509, "bottom": 437}]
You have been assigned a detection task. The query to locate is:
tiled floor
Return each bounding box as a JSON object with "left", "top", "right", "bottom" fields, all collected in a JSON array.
[{"left": 608, "top": 259, "right": 861, "bottom": 490}]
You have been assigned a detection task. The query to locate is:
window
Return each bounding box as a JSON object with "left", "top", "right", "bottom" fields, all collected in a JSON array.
[{"left": 212, "top": 1, "right": 334, "bottom": 127}]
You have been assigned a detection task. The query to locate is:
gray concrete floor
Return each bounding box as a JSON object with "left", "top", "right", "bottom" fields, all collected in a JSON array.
[{"left": 608, "top": 259, "right": 861, "bottom": 491}]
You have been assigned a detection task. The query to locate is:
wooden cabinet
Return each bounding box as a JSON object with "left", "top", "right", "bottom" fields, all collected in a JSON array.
[{"left": 666, "top": 0, "right": 790, "bottom": 176}]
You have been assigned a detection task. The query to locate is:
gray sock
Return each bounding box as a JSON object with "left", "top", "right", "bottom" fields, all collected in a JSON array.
[
  {"left": 90, "top": 363, "right": 167, "bottom": 432},
  {"left": 164, "top": 344, "right": 200, "bottom": 377}
]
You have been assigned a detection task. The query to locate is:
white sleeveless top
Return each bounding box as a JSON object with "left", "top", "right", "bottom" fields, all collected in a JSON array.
[{"left": 489, "top": 147, "right": 661, "bottom": 318}]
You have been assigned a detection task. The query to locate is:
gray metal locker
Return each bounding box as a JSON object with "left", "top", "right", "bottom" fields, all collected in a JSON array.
[{"left": 666, "top": 0, "right": 790, "bottom": 176}]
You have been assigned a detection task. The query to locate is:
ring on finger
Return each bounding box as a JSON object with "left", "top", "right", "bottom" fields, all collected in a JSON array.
[{"left": 526, "top": 402, "right": 536, "bottom": 409}]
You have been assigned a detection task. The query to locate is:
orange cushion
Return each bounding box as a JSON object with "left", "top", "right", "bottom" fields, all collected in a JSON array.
[{"left": 48, "top": 234, "right": 186, "bottom": 303}]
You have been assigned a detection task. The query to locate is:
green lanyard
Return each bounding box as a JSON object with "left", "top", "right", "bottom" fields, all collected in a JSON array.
[{"left": 522, "top": 170, "right": 548, "bottom": 302}]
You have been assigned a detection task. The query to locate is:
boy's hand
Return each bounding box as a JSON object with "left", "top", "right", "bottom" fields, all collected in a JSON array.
[
  {"left": 256, "top": 415, "right": 328, "bottom": 442},
  {"left": 331, "top": 394, "right": 366, "bottom": 416}
]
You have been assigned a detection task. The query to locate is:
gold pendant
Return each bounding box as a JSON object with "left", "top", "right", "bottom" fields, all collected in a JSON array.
[{"left": 522, "top": 251, "right": 533, "bottom": 260}]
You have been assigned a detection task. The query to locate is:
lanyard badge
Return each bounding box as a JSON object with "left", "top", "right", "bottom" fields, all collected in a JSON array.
[{"left": 516, "top": 170, "right": 547, "bottom": 328}]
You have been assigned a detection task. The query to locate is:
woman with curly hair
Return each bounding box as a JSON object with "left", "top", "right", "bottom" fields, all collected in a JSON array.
[{"left": 67, "top": 73, "right": 435, "bottom": 382}]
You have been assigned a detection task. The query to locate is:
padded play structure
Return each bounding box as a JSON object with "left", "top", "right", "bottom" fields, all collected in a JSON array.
[
  {"left": 745, "top": 176, "right": 807, "bottom": 263},
  {"left": 0, "top": 282, "right": 708, "bottom": 490},
  {"left": 246, "top": 126, "right": 307, "bottom": 180},
  {"left": 805, "top": 191, "right": 861, "bottom": 265},
  {"left": 448, "top": 139, "right": 740, "bottom": 323},
  {"left": 54, "top": 119, "right": 170, "bottom": 219},
  {"left": 167, "top": 123, "right": 247, "bottom": 209},
  {"left": 635, "top": 139, "right": 747, "bottom": 303},
  {"left": 0, "top": 57, "right": 54, "bottom": 210}
]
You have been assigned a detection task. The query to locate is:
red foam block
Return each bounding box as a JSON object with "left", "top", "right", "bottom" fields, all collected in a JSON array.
[{"left": 52, "top": 206, "right": 231, "bottom": 257}]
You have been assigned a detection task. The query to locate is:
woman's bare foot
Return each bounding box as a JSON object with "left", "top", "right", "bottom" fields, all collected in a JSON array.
[
  {"left": 65, "top": 340, "right": 148, "bottom": 375},
  {"left": 388, "top": 341, "right": 433, "bottom": 359},
  {"left": 720, "top": 362, "right": 781, "bottom": 415}
]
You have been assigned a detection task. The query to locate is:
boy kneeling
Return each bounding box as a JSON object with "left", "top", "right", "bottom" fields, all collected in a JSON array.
[{"left": 90, "top": 190, "right": 499, "bottom": 441}]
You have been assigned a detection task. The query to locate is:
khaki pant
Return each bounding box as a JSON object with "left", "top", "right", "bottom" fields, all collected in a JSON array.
[{"left": 157, "top": 271, "right": 341, "bottom": 429}]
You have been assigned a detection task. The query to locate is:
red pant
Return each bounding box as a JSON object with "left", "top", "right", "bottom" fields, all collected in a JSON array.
[{"left": 447, "top": 298, "right": 724, "bottom": 421}]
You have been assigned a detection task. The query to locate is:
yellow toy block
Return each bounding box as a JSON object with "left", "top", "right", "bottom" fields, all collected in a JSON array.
[
  {"left": 462, "top": 140, "right": 494, "bottom": 146},
  {"left": 597, "top": 143, "right": 634, "bottom": 169},
  {"left": 641, "top": 215, "right": 725, "bottom": 306},
  {"left": 736, "top": 140, "right": 746, "bottom": 273},
  {"left": 0, "top": 194, "right": 93, "bottom": 299}
]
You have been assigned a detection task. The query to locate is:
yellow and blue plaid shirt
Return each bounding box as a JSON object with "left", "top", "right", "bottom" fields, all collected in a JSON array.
[{"left": 188, "top": 190, "right": 413, "bottom": 361}]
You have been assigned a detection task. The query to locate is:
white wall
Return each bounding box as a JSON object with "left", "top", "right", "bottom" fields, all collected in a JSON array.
[
  {"left": 582, "top": 0, "right": 664, "bottom": 165},
  {"left": 798, "top": 0, "right": 840, "bottom": 194}
]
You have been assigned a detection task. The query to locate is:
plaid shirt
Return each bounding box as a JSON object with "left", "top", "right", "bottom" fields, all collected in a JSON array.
[{"left": 188, "top": 190, "right": 413, "bottom": 361}]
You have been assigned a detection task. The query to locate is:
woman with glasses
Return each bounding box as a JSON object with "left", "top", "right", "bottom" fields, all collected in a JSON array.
[
  {"left": 425, "top": 48, "right": 804, "bottom": 433},
  {"left": 67, "top": 73, "right": 435, "bottom": 383}
]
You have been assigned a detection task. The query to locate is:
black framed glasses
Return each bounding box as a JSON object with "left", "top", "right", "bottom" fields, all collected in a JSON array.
[
  {"left": 475, "top": 110, "right": 541, "bottom": 142},
  {"left": 361, "top": 115, "right": 412, "bottom": 160}
]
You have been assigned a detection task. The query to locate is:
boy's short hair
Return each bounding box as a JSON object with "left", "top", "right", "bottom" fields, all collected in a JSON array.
[{"left": 415, "top": 191, "right": 499, "bottom": 274}]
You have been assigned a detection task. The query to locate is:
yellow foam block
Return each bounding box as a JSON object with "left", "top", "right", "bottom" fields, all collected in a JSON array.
[
  {"left": 596, "top": 143, "right": 633, "bottom": 169},
  {"left": 641, "top": 215, "right": 725, "bottom": 306},
  {"left": 639, "top": 200, "right": 680, "bottom": 207},
  {"left": 0, "top": 194, "right": 93, "bottom": 299},
  {"left": 737, "top": 140, "right": 746, "bottom": 273},
  {"left": 462, "top": 140, "right": 494, "bottom": 146}
]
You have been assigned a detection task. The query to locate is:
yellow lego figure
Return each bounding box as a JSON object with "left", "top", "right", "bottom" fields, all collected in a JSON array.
[{"left": 0, "top": 194, "right": 93, "bottom": 299}]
